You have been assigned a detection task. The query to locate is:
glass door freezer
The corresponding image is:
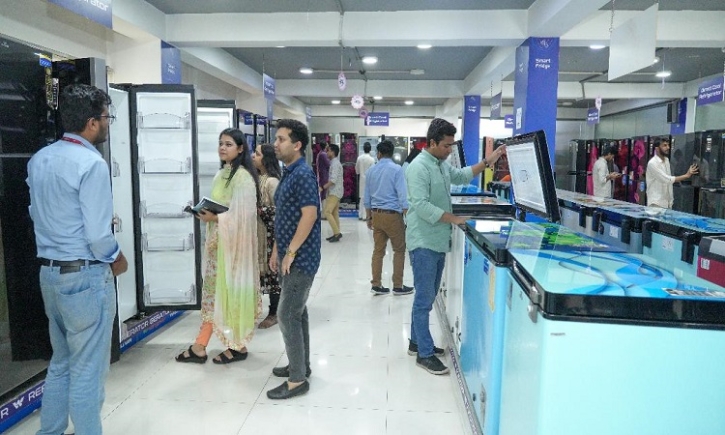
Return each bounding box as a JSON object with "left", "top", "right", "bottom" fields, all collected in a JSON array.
[{"left": 500, "top": 247, "right": 725, "bottom": 435}]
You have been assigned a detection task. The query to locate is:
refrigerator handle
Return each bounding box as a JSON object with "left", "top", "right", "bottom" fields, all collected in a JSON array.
[
  {"left": 642, "top": 220, "right": 653, "bottom": 248},
  {"left": 112, "top": 158, "right": 121, "bottom": 177},
  {"left": 621, "top": 218, "right": 632, "bottom": 244},
  {"left": 591, "top": 210, "right": 603, "bottom": 234},
  {"left": 680, "top": 231, "right": 697, "bottom": 264},
  {"left": 112, "top": 214, "right": 122, "bottom": 233},
  {"left": 578, "top": 206, "right": 587, "bottom": 229}
]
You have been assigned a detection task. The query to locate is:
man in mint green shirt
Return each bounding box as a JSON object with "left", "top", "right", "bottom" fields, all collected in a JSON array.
[{"left": 405, "top": 118, "right": 505, "bottom": 375}]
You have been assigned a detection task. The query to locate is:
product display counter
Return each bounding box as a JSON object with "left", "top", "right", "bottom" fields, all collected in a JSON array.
[
  {"left": 555, "top": 189, "right": 620, "bottom": 238},
  {"left": 499, "top": 244, "right": 725, "bottom": 435}
]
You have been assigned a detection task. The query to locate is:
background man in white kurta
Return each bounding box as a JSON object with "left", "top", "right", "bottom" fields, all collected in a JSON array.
[
  {"left": 592, "top": 145, "right": 620, "bottom": 198},
  {"left": 356, "top": 142, "right": 376, "bottom": 220},
  {"left": 646, "top": 138, "right": 698, "bottom": 208}
]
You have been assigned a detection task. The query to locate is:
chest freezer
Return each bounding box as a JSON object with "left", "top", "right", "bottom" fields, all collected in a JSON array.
[{"left": 500, "top": 247, "right": 725, "bottom": 435}]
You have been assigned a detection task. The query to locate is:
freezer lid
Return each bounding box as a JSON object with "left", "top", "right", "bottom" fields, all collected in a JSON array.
[
  {"left": 592, "top": 204, "right": 648, "bottom": 232},
  {"left": 463, "top": 218, "right": 516, "bottom": 265},
  {"left": 451, "top": 195, "right": 514, "bottom": 217},
  {"left": 509, "top": 249, "right": 725, "bottom": 328},
  {"left": 505, "top": 131, "right": 560, "bottom": 222}
]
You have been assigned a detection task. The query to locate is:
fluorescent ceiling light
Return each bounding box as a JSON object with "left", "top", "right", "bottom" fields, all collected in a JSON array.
[
  {"left": 276, "top": 45, "right": 286, "bottom": 48},
  {"left": 562, "top": 101, "right": 573, "bottom": 106},
  {"left": 362, "top": 56, "right": 378, "bottom": 64},
  {"left": 653, "top": 56, "right": 660, "bottom": 64},
  {"left": 299, "top": 67, "right": 314, "bottom": 74},
  {"left": 331, "top": 100, "right": 341, "bottom": 105},
  {"left": 417, "top": 44, "right": 432, "bottom": 49},
  {"left": 373, "top": 96, "right": 383, "bottom": 100},
  {"left": 410, "top": 69, "right": 425, "bottom": 75},
  {"left": 589, "top": 45, "right": 606, "bottom": 50},
  {"left": 404, "top": 100, "right": 414, "bottom": 105},
  {"left": 655, "top": 71, "right": 672, "bottom": 78}
]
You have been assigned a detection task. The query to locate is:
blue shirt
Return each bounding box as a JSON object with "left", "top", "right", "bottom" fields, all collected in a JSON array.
[
  {"left": 274, "top": 157, "right": 321, "bottom": 275},
  {"left": 26, "top": 133, "right": 120, "bottom": 262},
  {"left": 363, "top": 158, "right": 408, "bottom": 212},
  {"left": 405, "top": 150, "right": 473, "bottom": 253}
]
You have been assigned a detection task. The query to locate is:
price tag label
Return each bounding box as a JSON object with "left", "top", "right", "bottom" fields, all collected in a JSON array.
[{"left": 662, "top": 238, "right": 675, "bottom": 252}]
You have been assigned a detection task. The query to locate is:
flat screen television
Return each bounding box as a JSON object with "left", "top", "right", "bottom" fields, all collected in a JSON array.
[{"left": 505, "top": 130, "right": 561, "bottom": 223}]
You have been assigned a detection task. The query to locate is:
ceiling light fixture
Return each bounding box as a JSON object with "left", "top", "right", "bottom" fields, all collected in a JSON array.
[
  {"left": 562, "top": 101, "right": 574, "bottom": 106},
  {"left": 362, "top": 56, "right": 378, "bottom": 65},
  {"left": 410, "top": 69, "right": 425, "bottom": 75},
  {"left": 405, "top": 100, "right": 414, "bottom": 105},
  {"left": 589, "top": 44, "right": 606, "bottom": 50},
  {"left": 331, "top": 100, "right": 341, "bottom": 105},
  {"left": 417, "top": 44, "right": 432, "bottom": 50},
  {"left": 373, "top": 96, "right": 383, "bottom": 100},
  {"left": 299, "top": 67, "right": 314, "bottom": 74},
  {"left": 655, "top": 71, "right": 672, "bottom": 78},
  {"left": 276, "top": 45, "right": 286, "bottom": 48},
  {"left": 653, "top": 56, "right": 660, "bottom": 64}
]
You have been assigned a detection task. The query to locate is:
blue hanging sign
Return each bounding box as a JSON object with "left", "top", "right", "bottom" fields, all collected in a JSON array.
[
  {"left": 670, "top": 99, "right": 687, "bottom": 135},
  {"left": 587, "top": 108, "right": 600, "bottom": 125},
  {"left": 504, "top": 114, "right": 514, "bottom": 129},
  {"left": 242, "top": 113, "right": 254, "bottom": 125},
  {"left": 263, "top": 73, "right": 275, "bottom": 99},
  {"left": 462, "top": 95, "right": 481, "bottom": 186},
  {"left": 49, "top": 0, "right": 112, "bottom": 28},
  {"left": 490, "top": 92, "right": 502, "bottom": 120},
  {"left": 697, "top": 76, "right": 724, "bottom": 106},
  {"left": 365, "top": 112, "right": 389, "bottom": 126},
  {"left": 161, "top": 41, "right": 181, "bottom": 85}
]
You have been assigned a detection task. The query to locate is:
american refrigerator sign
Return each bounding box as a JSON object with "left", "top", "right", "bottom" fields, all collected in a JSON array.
[{"left": 49, "top": 0, "right": 113, "bottom": 28}]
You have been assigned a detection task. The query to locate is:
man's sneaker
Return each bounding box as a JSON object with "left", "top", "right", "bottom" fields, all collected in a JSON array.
[
  {"left": 371, "top": 286, "right": 390, "bottom": 295},
  {"left": 408, "top": 340, "right": 445, "bottom": 356},
  {"left": 416, "top": 355, "right": 450, "bottom": 375},
  {"left": 392, "top": 285, "right": 414, "bottom": 296}
]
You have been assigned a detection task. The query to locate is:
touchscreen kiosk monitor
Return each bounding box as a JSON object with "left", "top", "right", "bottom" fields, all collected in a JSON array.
[{"left": 505, "top": 131, "right": 560, "bottom": 222}]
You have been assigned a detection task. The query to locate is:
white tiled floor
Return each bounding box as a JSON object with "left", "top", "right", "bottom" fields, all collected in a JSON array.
[{"left": 7, "top": 217, "right": 466, "bottom": 435}]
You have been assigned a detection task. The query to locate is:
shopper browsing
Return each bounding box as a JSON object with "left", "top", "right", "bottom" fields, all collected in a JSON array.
[
  {"left": 592, "top": 145, "right": 621, "bottom": 198},
  {"left": 405, "top": 118, "right": 505, "bottom": 375},
  {"left": 27, "top": 84, "right": 128, "bottom": 435},
  {"left": 322, "top": 144, "right": 343, "bottom": 242},
  {"left": 355, "top": 142, "right": 376, "bottom": 220},
  {"left": 176, "top": 128, "right": 261, "bottom": 365},
  {"left": 253, "top": 144, "right": 282, "bottom": 329},
  {"left": 364, "top": 140, "right": 412, "bottom": 296},
  {"left": 268, "top": 119, "right": 322, "bottom": 400},
  {"left": 646, "top": 138, "right": 698, "bottom": 208}
]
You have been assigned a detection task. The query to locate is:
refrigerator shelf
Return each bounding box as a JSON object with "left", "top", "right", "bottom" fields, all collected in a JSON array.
[
  {"left": 137, "top": 112, "right": 191, "bottom": 129},
  {"left": 141, "top": 233, "right": 194, "bottom": 252},
  {"left": 143, "top": 284, "right": 196, "bottom": 305},
  {"left": 140, "top": 201, "right": 191, "bottom": 219},
  {"left": 138, "top": 157, "right": 191, "bottom": 174}
]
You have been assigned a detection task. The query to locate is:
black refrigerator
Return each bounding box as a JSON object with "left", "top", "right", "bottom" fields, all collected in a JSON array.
[
  {"left": 697, "top": 131, "right": 725, "bottom": 218},
  {"left": 0, "top": 35, "right": 107, "bottom": 404},
  {"left": 566, "top": 140, "right": 588, "bottom": 193},
  {"left": 671, "top": 133, "right": 699, "bottom": 214}
]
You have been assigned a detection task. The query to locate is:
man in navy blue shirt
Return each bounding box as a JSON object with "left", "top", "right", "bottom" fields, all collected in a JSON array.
[
  {"left": 268, "top": 119, "right": 321, "bottom": 400},
  {"left": 363, "top": 140, "right": 412, "bottom": 296},
  {"left": 27, "top": 84, "right": 128, "bottom": 435}
]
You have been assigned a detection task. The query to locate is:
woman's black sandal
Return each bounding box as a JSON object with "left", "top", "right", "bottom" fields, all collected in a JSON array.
[
  {"left": 213, "top": 348, "right": 248, "bottom": 364},
  {"left": 175, "top": 346, "right": 208, "bottom": 364}
]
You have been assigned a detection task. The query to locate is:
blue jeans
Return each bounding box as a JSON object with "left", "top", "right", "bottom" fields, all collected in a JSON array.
[
  {"left": 409, "top": 248, "right": 446, "bottom": 358},
  {"left": 278, "top": 267, "right": 314, "bottom": 383},
  {"left": 37, "top": 263, "right": 115, "bottom": 435}
]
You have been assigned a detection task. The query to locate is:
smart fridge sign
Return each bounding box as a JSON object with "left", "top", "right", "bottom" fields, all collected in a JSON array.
[
  {"left": 48, "top": 0, "right": 113, "bottom": 28},
  {"left": 365, "top": 112, "right": 389, "bottom": 126}
]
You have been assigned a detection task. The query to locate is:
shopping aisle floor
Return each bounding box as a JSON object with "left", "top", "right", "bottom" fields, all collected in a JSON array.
[{"left": 7, "top": 217, "right": 466, "bottom": 435}]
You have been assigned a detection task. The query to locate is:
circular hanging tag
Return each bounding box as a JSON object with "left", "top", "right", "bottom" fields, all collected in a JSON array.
[
  {"left": 351, "top": 95, "right": 364, "bottom": 109},
  {"left": 338, "top": 72, "right": 347, "bottom": 91},
  {"left": 359, "top": 108, "right": 368, "bottom": 118}
]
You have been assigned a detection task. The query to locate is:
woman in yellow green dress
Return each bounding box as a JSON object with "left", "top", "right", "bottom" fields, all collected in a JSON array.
[{"left": 176, "top": 128, "right": 261, "bottom": 364}]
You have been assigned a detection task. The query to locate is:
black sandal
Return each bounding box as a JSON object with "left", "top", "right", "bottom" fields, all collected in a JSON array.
[
  {"left": 175, "top": 346, "right": 208, "bottom": 364},
  {"left": 213, "top": 348, "right": 248, "bottom": 364}
]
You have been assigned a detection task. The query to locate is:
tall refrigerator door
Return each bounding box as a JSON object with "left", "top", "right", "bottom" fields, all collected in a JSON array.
[
  {"left": 133, "top": 89, "right": 201, "bottom": 312},
  {"left": 196, "top": 106, "right": 235, "bottom": 248},
  {"left": 109, "top": 87, "right": 137, "bottom": 326}
]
